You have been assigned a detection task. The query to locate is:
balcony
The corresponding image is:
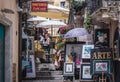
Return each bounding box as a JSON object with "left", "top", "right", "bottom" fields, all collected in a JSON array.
[{"left": 86, "top": 0, "right": 103, "bottom": 14}]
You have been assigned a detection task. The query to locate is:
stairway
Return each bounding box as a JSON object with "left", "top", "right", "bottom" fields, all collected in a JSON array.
[
  {"left": 36, "top": 70, "right": 63, "bottom": 80},
  {"left": 22, "top": 63, "right": 63, "bottom": 82},
  {"left": 36, "top": 63, "right": 63, "bottom": 80}
]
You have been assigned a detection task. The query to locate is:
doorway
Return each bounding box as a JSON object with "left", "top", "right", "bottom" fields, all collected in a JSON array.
[{"left": 0, "top": 24, "right": 5, "bottom": 82}]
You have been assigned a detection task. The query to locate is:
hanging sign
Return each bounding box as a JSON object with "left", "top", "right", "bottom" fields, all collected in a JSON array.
[
  {"left": 90, "top": 48, "right": 113, "bottom": 75},
  {"left": 91, "top": 48, "right": 112, "bottom": 60},
  {"left": 31, "top": 2, "right": 48, "bottom": 12}
]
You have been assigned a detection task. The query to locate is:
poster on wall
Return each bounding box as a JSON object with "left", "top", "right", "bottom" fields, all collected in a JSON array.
[
  {"left": 81, "top": 64, "right": 92, "bottom": 80},
  {"left": 94, "top": 29, "right": 109, "bottom": 48},
  {"left": 65, "top": 42, "right": 85, "bottom": 66},
  {"left": 63, "top": 62, "right": 74, "bottom": 75},
  {"left": 92, "top": 60, "right": 111, "bottom": 74},
  {"left": 26, "top": 55, "right": 36, "bottom": 78},
  {"left": 82, "top": 45, "right": 94, "bottom": 59}
]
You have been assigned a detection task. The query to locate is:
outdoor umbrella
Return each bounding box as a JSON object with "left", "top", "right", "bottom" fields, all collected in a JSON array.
[
  {"left": 27, "top": 16, "right": 48, "bottom": 22},
  {"left": 30, "top": 4, "right": 69, "bottom": 20},
  {"left": 27, "top": 16, "right": 49, "bottom": 39},
  {"left": 64, "top": 28, "right": 89, "bottom": 38},
  {"left": 36, "top": 20, "right": 66, "bottom": 26},
  {"left": 36, "top": 20, "right": 66, "bottom": 36}
]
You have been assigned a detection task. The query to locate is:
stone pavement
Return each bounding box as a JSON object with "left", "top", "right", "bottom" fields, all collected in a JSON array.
[{"left": 22, "top": 80, "right": 80, "bottom": 82}]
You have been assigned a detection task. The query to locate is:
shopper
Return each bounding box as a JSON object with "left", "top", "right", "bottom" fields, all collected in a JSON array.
[
  {"left": 43, "top": 33, "right": 51, "bottom": 54},
  {"left": 39, "top": 34, "right": 44, "bottom": 48}
]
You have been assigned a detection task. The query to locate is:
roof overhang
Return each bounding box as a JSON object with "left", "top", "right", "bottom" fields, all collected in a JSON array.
[{"left": 91, "top": 8, "right": 111, "bottom": 24}]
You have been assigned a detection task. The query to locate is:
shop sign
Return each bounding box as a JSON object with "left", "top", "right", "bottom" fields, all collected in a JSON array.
[
  {"left": 31, "top": 2, "right": 48, "bottom": 12},
  {"left": 91, "top": 48, "right": 112, "bottom": 60}
]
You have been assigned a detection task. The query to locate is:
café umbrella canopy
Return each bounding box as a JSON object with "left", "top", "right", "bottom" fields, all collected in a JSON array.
[
  {"left": 36, "top": 20, "right": 66, "bottom": 27},
  {"left": 64, "top": 28, "right": 89, "bottom": 38},
  {"left": 27, "top": 16, "right": 48, "bottom": 22},
  {"left": 36, "top": 20, "right": 66, "bottom": 36}
]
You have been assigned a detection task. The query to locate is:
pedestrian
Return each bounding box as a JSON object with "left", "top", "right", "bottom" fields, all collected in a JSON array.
[
  {"left": 39, "top": 34, "right": 44, "bottom": 48},
  {"left": 43, "top": 33, "right": 51, "bottom": 54}
]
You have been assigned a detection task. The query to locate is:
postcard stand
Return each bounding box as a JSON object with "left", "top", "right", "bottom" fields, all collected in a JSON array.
[{"left": 63, "top": 62, "right": 75, "bottom": 81}]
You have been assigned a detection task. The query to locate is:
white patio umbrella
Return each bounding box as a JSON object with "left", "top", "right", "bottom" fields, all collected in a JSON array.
[
  {"left": 36, "top": 20, "right": 66, "bottom": 26},
  {"left": 64, "top": 28, "right": 89, "bottom": 38},
  {"left": 27, "top": 16, "right": 48, "bottom": 22},
  {"left": 36, "top": 20, "right": 66, "bottom": 36}
]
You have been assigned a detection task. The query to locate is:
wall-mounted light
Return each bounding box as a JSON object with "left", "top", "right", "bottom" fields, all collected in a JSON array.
[{"left": 1, "top": 8, "right": 14, "bottom": 14}]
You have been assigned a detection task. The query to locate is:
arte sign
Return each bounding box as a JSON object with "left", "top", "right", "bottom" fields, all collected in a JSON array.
[
  {"left": 91, "top": 49, "right": 112, "bottom": 60},
  {"left": 31, "top": 2, "right": 48, "bottom": 12}
]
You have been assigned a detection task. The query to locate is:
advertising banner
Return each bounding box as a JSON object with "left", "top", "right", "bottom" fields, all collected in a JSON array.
[{"left": 31, "top": 2, "right": 48, "bottom": 12}]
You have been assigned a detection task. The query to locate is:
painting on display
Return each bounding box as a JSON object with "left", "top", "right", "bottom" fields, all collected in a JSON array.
[
  {"left": 91, "top": 60, "right": 112, "bottom": 75},
  {"left": 81, "top": 64, "right": 92, "bottom": 80},
  {"left": 26, "top": 55, "right": 36, "bottom": 78},
  {"left": 65, "top": 42, "right": 85, "bottom": 66},
  {"left": 94, "top": 29, "right": 109, "bottom": 48},
  {"left": 95, "top": 62, "right": 107, "bottom": 72},
  {"left": 82, "top": 45, "right": 94, "bottom": 59},
  {"left": 63, "top": 62, "right": 74, "bottom": 75}
]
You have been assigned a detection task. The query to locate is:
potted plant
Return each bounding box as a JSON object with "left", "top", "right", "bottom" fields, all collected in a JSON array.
[{"left": 84, "top": 12, "right": 92, "bottom": 33}]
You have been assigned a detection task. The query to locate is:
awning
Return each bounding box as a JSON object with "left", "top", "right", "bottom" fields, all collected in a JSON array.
[
  {"left": 91, "top": 8, "right": 111, "bottom": 25},
  {"left": 31, "top": 11, "right": 68, "bottom": 20},
  {"left": 30, "top": 4, "right": 69, "bottom": 20}
]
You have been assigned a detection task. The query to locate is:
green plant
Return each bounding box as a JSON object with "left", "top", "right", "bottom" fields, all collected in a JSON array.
[
  {"left": 72, "top": 1, "right": 87, "bottom": 13},
  {"left": 85, "top": 12, "right": 92, "bottom": 33}
]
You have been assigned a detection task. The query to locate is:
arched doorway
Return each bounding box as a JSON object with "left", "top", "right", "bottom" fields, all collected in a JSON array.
[{"left": 0, "top": 24, "right": 5, "bottom": 82}]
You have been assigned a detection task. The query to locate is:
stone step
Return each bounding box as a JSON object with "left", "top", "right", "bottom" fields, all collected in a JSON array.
[
  {"left": 37, "top": 63, "right": 56, "bottom": 71},
  {"left": 36, "top": 75, "right": 63, "bottom": 78},
  {"left": 22, "top": 80, "right": 63, "bottom": 82},
  {"left": 36, "top": 76, "right": 63, "bottom": 80},
  {"left": 22, "top": 80, "right": 79, "bottom": 82},
  {"left": 36, "top": 71, "right": 63, "bottom": 75}
]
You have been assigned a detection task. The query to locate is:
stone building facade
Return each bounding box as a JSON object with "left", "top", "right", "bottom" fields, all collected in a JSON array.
[
  {"left": 0, "top": 0, "right": 19, "bottom": 82},
  {"left": 87, "top": 0, "right": 120, "bottom": 82}
]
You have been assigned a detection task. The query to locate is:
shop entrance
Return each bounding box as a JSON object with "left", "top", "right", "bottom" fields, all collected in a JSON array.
[{"left": 0, "top": 24, "right": 5, "bottom": 82}]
